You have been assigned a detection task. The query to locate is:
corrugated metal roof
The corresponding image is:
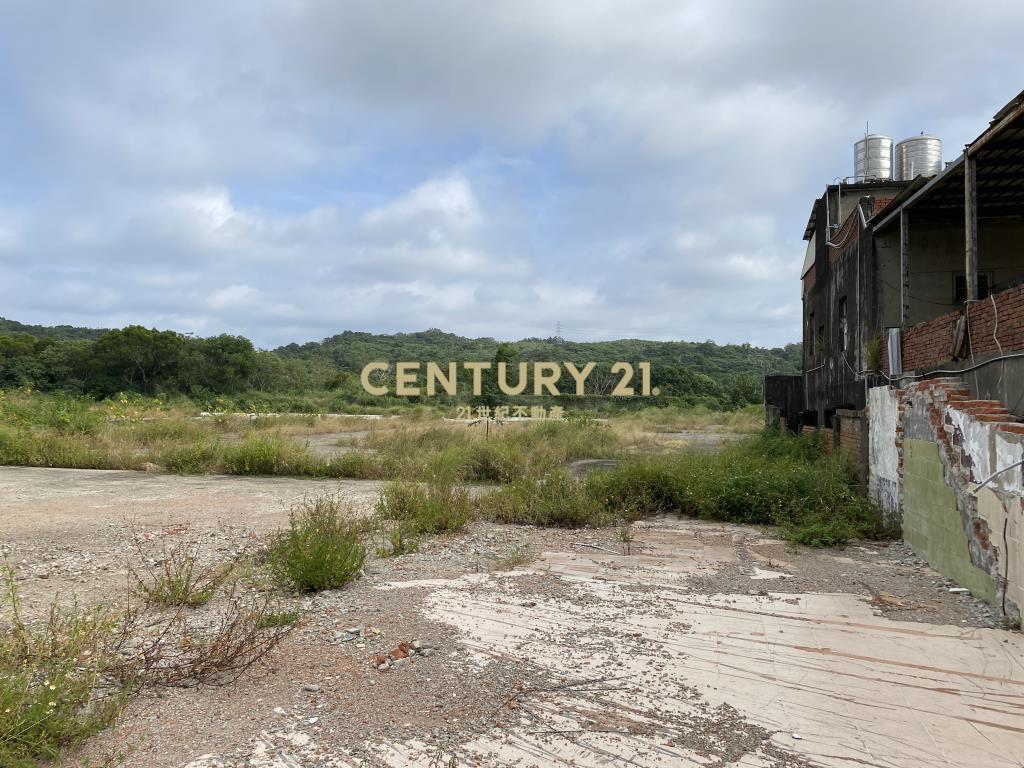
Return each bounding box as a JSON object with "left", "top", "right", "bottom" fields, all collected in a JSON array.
[{"left": 872, "top": 90, "right": 1024, "bottom": 230}]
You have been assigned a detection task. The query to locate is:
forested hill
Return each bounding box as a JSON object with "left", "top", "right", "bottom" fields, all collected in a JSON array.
[
  {"left": 0, "top": 317, "right": 107, "bottom": 341},
  {"left": 1, "top": 318, "right": 799, "bottom": 407},
  {"left": 275, "top": 329, "right": 801, "bottom": 378}
]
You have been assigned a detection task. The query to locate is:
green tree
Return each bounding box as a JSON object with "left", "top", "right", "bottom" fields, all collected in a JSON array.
[{"left": 89, "top": 326, "right": 185, "bottom": 395}]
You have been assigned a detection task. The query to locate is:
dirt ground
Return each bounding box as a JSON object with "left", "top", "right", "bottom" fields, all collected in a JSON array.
[{"left": 1, "top": 466, "right": 1022, "bottom": 768}]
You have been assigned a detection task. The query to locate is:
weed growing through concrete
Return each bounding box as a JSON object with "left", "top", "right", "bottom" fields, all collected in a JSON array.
[
  {"left": 618, "top": 521, "right": 635, "bottom": 554},
  {"left": 131, "top": 538, "right": 233, "bottom": 608}
]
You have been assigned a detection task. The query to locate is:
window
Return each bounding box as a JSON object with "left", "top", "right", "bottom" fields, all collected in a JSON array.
[
  {"left": 954, "top": 273, "right": 991, "bottom": 304},
  {"left": 838, "top": 298, "right": 848, "bottom": 355}
]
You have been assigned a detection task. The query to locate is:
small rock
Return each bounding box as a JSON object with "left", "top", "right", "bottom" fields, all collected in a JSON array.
[
  {"left": 302, "top": 684, "right": 321, "bottom": 693},
  {"left": 420, "top": 648, "right": 434, "bottom": 657}
]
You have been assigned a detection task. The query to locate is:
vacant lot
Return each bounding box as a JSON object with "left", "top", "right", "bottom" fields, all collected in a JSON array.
[{"left": 2, "top": 464, "right": 1020, "bottom": 768}]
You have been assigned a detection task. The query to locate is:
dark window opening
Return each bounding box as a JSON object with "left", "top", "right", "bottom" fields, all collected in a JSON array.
[{"left": 954, "top": 273, "right": 991, "bottom": 305}]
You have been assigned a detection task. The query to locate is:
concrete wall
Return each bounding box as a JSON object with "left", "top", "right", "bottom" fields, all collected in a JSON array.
[
  {"left": 867, "top": 386, "right": 901, "bottom": 523},
  {"left": 905, "top": 222, "right": 1024, "bottom": 326}
]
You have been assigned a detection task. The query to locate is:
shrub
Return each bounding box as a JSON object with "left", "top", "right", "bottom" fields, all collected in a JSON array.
[
  {"left": 0, "top": 566, "right": 127, "bottom": 767},
  {"left": 0, "top": 393, "right": 104, "bottom": 436},
  {"left": 265, "top": 496, "right": 366, "bottom": 591}
]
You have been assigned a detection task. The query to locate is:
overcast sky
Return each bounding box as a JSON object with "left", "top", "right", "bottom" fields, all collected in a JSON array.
[{"left": 0, "top": 2, "right": 1021, "bottom": 349}]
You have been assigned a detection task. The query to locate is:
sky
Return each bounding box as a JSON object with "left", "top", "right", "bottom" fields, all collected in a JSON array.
[{"left": 0, "top": 1, "right": 1021, "bottom": 349}]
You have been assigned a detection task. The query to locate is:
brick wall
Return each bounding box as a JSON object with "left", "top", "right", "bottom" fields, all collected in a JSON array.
[
  {"left": 901, "top": 284, "right": 1024, "bottom": 371},
  {"left": 803, "top": 264, "right": 816, "bottom": 294},
  {"left": 838, "top": 415, "right": 861, "bottom": 460},
  {"left": 835, "top": 408, "right": 868, "bottom": 481},
  {"left": 822, "top": 427, "right": 834, "bottom": 454}
]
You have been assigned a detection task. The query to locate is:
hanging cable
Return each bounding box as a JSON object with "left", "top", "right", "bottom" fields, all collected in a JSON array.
[{"left": 991, "top": 293, "right": 1005, "bottom": 403}]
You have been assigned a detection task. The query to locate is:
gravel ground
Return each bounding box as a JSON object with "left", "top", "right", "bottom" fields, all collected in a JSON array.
[{"left": 1, "top": 466, "right": 1019, "bottom": 767}]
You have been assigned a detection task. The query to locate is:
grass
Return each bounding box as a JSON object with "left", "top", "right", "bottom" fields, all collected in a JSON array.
[
  {"left": 0, "top": 392, "right": 637, "bottom": 483},
  {"left": 611, "top": 403, "right": 764, "bottom": 435},
  {"left": 374, "top": 478, "right": 473, "bottom": 555},
  {"left": 492, "top": 546, "right": 534, "bottom": 571},
  {"left": 0, "top": 390, "right": 885, "bottom": 547},
  {"left": 265, "top": 495, "right": 366, "bottom": 591},
  {"left": 368, "top": 418, "right": 623, "bottom": 482},
  {"left": 478, "top": 429, "right": 888, "bottom": 546}
]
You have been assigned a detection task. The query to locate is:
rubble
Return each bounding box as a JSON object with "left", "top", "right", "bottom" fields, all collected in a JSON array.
[{"left": 372, "top": 639, "right": 435, "bottom": 671}]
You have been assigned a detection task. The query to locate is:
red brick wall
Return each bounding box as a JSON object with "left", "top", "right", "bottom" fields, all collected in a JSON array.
[
  {"left": 901, "top": 284, "right": 1024, "bottom": 371},
  {"left": 803, "top": 264, "right": 816, "bottom": 294},
  {"left": 822, "top": 427, "right": 834, "bottom": 454},
  {"left": 872, "top": 196, "right": 895, "bottom": 215}
]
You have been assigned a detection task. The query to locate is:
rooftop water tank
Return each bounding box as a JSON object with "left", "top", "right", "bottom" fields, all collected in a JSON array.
[
  {"left": 894, "top": 134, "right": 942, "bottom": 180},
  {"left": 854, "top": 134, "right": 893, "bottom": 181}
]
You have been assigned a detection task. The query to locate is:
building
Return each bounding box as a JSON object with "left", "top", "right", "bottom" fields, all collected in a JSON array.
[{"left": 766, "top": 88, "right": 1024, "bottom": 622}]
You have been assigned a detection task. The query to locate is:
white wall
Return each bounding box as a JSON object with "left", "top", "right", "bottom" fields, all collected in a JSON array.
[{"left": 868, "top": 385, "right": 901, "bottom": 522}]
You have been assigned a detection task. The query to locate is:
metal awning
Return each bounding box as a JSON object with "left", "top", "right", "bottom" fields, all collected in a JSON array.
[{"left": 872, "top": 89, "right": 1024, "bottom": 230}]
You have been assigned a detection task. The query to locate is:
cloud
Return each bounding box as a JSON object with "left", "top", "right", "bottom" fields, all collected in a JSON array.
[
  {"left": 207, "top": 284, "right": 262, "bottom": 310},
  {"left": 0, "top": 1, "right": 1022, "bottom": 348}
]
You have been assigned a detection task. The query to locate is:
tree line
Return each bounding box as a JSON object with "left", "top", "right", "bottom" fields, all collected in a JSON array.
[{"left": 0, "top": 319, "right": 799, "bottom": 409}]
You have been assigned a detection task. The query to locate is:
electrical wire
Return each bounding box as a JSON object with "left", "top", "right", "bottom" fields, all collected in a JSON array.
[
  {"left": 849, "top": 349, "right": 1024, "bottom": 383},
  {"left": 991, "top": 293, "right": 1005, "bottom": 402}
]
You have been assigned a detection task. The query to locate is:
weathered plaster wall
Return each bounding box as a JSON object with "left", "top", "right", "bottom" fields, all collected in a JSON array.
[
  {"left": 869, "top": 377, "right": 1024, "bottom": 622},
  {"left": 903, "top": 437, "right": 997, "bottom": 604},
  {"left": 867, "top": 386, "right": 901, "bottom": 523},
  {"left": 975, "top": 487, "right": 1024, "bottom": 615}
]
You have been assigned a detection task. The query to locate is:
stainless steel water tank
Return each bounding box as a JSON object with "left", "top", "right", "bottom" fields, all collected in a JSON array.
[
  {"left": 854, "top": 134, "right": 893, "bottom": 181},
  {"left": 894, "top": 135, "right": 942, "bottom": 180}
]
